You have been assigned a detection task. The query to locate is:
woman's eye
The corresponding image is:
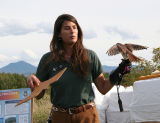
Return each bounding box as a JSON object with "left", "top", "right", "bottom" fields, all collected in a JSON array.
[
  {"left": 73, "top": 26, "right": 77, "bottom": 29},
  {"left": 64, "top": 26, "right": 70, "bottom": 30}
]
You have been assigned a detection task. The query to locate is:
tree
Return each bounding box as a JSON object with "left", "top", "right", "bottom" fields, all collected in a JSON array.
[
  {"left": 0, "top": 73, "right": 27, "bottom": 90},
  {"left": 121, "top": 59, "right": 154, "bottom": 87},
  {"left": 103, "top": 72, "right": 109, "bottom": 78},
  {"left": 152, "top": 47, "right": 160, "bottom": 70}
]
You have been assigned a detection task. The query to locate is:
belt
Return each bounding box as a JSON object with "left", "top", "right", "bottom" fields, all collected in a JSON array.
[{"left": 52, "top": 102, "right": 95, "bottom": 115}]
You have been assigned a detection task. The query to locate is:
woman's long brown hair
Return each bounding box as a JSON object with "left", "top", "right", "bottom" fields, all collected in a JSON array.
[{"left": 47, "top": 14, "right": 89, "bottom": 77}]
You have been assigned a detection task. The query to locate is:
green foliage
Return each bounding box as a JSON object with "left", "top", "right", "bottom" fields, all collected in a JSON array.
[
  {"left": 152, "top": 47, "right": 160, "bottom": 70},
  {"left": 103, "top": 72, "right": 109, "bottom": 78},
  {"left": 121, "top": 59, "right": 154, "bottom": 87},
  {"left": 33, "top": 94, "right": 52, "bottom": 123},
  {"left": 0, "top": 73, "right": 27, "bottom": 90}
]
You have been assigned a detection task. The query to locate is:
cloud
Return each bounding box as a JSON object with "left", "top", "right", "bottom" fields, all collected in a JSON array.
[
  {"left": 0, "top": 19, "right": 53, "bottom": 36},
  {"left": 104, "top": 26, "right": 139, "bottom": 40},
  {"left": 157, "top": 29, "right": 160, "bottom": 34},
  {"left": 20, "top": 49, "right": 40, "bottom": 66},
  {"left": 83, "top": 30, "right": 97, "bottom": 39},
  {"left": 0, "top": 54, "right": 19, "bottom": 62},
  {"left": 0, "top": 18, "right": 97, "bottom": 38},
  {"left": 0, "top": 19, "right": 37, "bottom": 36},
  {"left": 0, "top": 54, "right": 11, "bottom": 62},
  {"left": 20, "top": 49, "right": 38, "bottom": 61},
  {"left": 0, "top": 54, "right": 19, "bottom": 67},
  {"left": 36, "top": 22, "right": 53, "bottom": 34}
]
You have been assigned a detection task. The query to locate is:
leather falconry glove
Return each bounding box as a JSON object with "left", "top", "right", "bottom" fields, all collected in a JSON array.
[{"left": 109, "top": 59, "right": 131, "bottom": 85}]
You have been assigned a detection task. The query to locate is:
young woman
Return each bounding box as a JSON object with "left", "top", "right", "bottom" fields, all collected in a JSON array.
[{"left": 27, "top": 14, "right": 131, "bottom": 123}]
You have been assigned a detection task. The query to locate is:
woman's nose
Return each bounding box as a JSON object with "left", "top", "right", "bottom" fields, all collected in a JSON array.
[{"left": 70, "top": 28, "right": 75, "bottom": 33}]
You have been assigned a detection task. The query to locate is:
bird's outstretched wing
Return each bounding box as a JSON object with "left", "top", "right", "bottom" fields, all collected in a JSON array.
[
  {"left": 106, "top": 43, "right": 148, "bottom": 62},
  {"left": 125, "top": 43, "right": 148, "bottom": 52},
  {"left": 106, "top": 44, "right": 122, "bottom": 55}
]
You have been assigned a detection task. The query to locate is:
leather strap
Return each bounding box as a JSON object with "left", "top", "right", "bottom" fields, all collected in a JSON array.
[{"left": 52, "top": 102, "right": 95, "bottom": 115}]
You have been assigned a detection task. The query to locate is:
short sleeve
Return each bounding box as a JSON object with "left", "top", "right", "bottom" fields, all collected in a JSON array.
[
  {"left": 36, "top": 52, "right": 50, "bottom": 82},
  {"left": 88, "top": 50, "right": 103, "bottom": 80}
]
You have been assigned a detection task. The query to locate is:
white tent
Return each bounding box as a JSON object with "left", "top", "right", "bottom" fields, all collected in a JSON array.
[{"left": 129, "top": 77, "right": 160, "bottom": 123}]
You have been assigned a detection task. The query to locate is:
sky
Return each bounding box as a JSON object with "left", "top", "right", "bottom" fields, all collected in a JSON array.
[{"left": 0, "top": 0, "right": 160, "bottom": 68}]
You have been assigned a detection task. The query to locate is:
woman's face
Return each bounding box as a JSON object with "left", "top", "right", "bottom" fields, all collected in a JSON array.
[{"left": 59, "top": 20, "right": 78, "bottom": 45}]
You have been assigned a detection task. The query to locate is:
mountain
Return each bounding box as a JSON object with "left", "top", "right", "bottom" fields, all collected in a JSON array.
[
  {"left": 102, "top": 65, "right": 116, "bottom": 73},
  {"left": 0, "top": 61, "right": 37, "bottom": 76}
]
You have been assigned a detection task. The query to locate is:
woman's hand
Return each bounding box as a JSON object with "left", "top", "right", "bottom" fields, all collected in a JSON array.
[{"left": 27, "top": 74, "right": 41, "bottom": 91}]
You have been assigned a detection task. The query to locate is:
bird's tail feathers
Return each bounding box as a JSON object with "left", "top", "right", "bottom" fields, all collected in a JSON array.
[{"left": 128, "top": 53, "right": 142, "bottom": 62}]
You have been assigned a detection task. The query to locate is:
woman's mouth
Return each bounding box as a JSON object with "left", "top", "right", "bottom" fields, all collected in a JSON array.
[{"left": 71, "top": 36, "right": 76, "bottom": 39}]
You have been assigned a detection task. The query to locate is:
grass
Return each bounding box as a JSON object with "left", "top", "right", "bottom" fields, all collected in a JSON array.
[{"left": 33, "top": 93, "right": 52, "bottom": 123}]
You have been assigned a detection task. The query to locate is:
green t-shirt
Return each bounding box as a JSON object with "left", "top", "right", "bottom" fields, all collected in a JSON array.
[{"left": 36, "top": 49, "right": 103, "bottom": 108}]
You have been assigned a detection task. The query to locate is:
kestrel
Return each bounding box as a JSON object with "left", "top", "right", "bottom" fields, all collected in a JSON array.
[{"left": 106, "top": 43, "right": 148, "bottom": 62}]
